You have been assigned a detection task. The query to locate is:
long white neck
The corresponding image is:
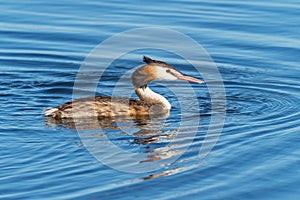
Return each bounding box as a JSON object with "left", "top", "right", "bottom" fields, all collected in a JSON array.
[{"left": 135, "top": 86, "right": 171, "bottom": 110}]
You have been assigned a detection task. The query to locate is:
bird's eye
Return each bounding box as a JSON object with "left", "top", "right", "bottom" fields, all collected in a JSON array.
[{"left": 166, "top": 69, "right": 171, "bottom": 73}]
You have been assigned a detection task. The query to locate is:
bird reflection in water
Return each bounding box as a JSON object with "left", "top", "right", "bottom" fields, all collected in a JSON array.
[{"left": 45, "top": 114, "right": 190, "bottom": 180}]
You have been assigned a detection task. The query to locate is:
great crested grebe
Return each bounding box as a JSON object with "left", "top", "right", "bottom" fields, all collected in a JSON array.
[{"left": 44, "top": 56, "right": 203, "bottom": 120}]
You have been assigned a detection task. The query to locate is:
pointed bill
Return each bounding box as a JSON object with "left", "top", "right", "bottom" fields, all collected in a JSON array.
[{"left": 177, "top": 75, "right": 204, "bottom": 84}]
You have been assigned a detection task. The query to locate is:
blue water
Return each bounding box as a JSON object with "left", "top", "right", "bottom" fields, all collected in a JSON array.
[{"left": 1, "top": 0, "right": 300, "bottom": 199}]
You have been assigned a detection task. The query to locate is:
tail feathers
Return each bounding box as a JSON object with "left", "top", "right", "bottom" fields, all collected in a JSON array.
[{"left": 44, "top": 108, "right": 59, "bottom": 117}]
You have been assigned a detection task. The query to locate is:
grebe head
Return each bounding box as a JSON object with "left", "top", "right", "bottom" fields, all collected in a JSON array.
[{"left": 132, "top": 56, "right": 204, "bottom": 88}]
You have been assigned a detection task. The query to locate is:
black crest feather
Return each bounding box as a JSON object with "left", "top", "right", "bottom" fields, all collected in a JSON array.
[{"left": 143, "top": 56, "right": 174, "bottom": 69}]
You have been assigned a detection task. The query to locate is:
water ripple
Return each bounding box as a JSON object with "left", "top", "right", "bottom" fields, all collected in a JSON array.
[
  {"left": 1, "top": 0, "right": 300, "bottom": 199},
  {"left": 227, "top": 83, "right": 299, "bottom": 119}
]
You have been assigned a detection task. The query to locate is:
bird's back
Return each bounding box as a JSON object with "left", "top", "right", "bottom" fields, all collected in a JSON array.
[{"left": 44, "top": 96, "right": 162, "bottom": 119}]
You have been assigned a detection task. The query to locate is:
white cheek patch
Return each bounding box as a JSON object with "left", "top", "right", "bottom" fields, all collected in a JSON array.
[{"left": 156, "top": 67, "right": 178, "bottom": 80}]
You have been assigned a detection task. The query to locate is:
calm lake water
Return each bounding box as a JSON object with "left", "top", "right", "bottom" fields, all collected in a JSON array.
[{"left": 1, "top": 0, "right": 300, "bottom": 199}]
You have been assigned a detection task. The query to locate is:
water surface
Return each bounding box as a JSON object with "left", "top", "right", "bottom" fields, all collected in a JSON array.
[{"left": 1, "top": 0, "right": 299, "bottom": 199}]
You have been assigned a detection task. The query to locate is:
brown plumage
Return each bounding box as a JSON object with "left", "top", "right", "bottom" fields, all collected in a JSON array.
[
  {"left": 45, "top": 96, "right": 165, "bottom": 119},
  {"left": 44, "top": 56, "right": 203, "bottom": 120}
]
